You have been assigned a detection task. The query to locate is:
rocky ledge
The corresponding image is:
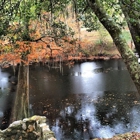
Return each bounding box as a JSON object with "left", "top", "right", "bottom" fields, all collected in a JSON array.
[{"left": 0, "top": 115, "right": 56, "bottom": 140}]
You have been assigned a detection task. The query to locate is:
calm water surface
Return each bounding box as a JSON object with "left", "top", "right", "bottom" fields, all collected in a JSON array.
[
  {"left": 0, "top": 59, "right": 140, "bottom": 139},
  {"left": 29, "top": 59, "right": 140, "bottom": 140}
]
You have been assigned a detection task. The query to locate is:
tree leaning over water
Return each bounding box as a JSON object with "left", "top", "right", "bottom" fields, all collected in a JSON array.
[
  {"left": 85, "top": 0, "right": 140, "bottom": 92},
  {"left": 47, "top": 0, "right": 140, "bottom": 93},
  {"left": 1, "top": 0, "right": 140, "bottom": 122}
]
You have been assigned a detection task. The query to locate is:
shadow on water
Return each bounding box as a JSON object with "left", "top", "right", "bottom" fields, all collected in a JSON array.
[{"left": 29, "top": 59, "right": 140, "bottom": 140}]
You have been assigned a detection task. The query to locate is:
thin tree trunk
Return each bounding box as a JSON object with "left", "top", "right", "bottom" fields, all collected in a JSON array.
[
  {"left": 10, "top": 64, "right": 30, "bottom": 122},
  {"left": 87, "top": 0, "right": 140, "bottom": 93}
]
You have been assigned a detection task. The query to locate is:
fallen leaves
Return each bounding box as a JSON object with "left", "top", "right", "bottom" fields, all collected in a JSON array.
[{"left": 92, "top": 132, "right": 140, "bottom": 140}]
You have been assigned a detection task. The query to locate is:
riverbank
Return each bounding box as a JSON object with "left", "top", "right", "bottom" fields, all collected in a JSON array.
[
  {"left": 0, "top": 53, "right": 121, "bottom": 68},
  {"left": 93, "top": 132, "right": 140, "bottom": 140},
  {"left": 67, "top": 54, "right": 121, "bottom": 61}
]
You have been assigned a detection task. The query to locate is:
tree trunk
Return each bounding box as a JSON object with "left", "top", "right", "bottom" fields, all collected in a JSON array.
[
  {"left": 119, "top": 1, "right": 140, "bottom": 56},
  {"left": 87, "top": 0, "right": 140, "bottom": 93},
  {"left": 10, "top": 64, "right": 30, "bottom": 122}
]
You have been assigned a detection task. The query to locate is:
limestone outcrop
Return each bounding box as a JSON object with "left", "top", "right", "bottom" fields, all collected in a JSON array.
[{"left": 0, "top": 115, "right": 56, "bottom": 140}]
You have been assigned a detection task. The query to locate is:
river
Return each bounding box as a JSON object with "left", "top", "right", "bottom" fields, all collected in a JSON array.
[{"left": 0, "top": 59, "right": 140, "bottom": 139}]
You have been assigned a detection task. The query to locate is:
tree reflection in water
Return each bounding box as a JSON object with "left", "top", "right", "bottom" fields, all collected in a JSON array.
[
  {"left": 30, "top": 91, "right": 140, "bottom": 140},
  {"left": 29, "top": 60, "right": 140, "bottom": 139}
]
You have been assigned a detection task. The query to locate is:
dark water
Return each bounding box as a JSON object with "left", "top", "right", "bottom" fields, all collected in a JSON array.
[
  {"left": 29, "top": 59, "right": 140, "bottom": 140},
  {"left": 0, "top": 59, "right": 140, "bottom": 139}
]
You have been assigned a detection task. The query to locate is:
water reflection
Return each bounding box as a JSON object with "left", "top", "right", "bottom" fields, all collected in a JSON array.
[
  {"left": 0, "top": 69, "right": 9, "bottom": 90},
  {"left": 29, "top": 59, "right": 140, "bottom": 139},
  {"left": 0, "top": 67, "right": 16, "bottom": 129},
  {"left": 30, "top": 92, "right": 140, "bottom": 139}
]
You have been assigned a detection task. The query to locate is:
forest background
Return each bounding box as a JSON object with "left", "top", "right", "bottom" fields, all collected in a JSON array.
[{"left": 0, "top": 0, "right": 133, "bottom": 68}]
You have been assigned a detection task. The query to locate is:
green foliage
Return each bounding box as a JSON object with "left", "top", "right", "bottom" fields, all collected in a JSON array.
[
  {"left": 0, "top": 0, "right": 21, "bottom": 37},
  {"left": 0, "top": 0, "right": 124, "bottom": 40},
  {"left": 135, "top": 36, "right": 140, "bottom": 43},
  {"left": 3, "top": 45, "right": 13, "bottom": 53},
  {"left": 81, "top": 12, "right": 101, "bottom": 31},
  {"left": 50, "top": 21, "right": 75, "bottom": 38},
  {"left": 0, "top": 0, "right": 138, "bottom": 47}
]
